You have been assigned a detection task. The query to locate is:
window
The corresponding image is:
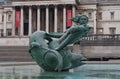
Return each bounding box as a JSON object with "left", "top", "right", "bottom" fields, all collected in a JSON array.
[
  {"left": 109, "top": 27, "right": 116, "bottom": 34},
  {"left": 110, "top": 12, "right": 114, "bottom": 20},
  {"left": 98, "top": 12, "right": 102, "bottom": 20},
  {"left": 88, "top": 12, "right": 92, "bottom": 19},
  {"left": 8, "top": 14, "right": 12, "bottom": 21},
  {"left": 0, "top": 29, "right": 3, "bottom": 37},
  {"left": 7, "top": 11, "right": 12, "bottom": 22},
  {"left": 97, "top": 28, "right": 103, "bottom": 34},
  {"left": 7, "top": 29, "right": 12, "bottom": 36}
]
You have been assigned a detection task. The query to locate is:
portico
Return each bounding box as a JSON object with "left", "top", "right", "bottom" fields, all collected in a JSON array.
[{"left": 9, "top": 0, "right": 76, "bottom": 37}]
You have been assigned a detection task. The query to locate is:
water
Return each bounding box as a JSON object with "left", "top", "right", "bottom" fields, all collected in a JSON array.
[{"left": 0, "top": 64, "right": 120, "bottom": 79}]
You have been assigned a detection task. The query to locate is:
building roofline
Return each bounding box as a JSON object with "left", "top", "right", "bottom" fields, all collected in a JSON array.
[
  {"left": 11, "top": 1, "right": 76, "bottom": 6},
  {"left": 2, "top": 0, "right": 76, "bottom": 7}
]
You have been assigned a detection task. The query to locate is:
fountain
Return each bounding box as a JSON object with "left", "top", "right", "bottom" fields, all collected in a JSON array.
[{"left": 29, "top": 14, "right": 91, "bottom": 71}]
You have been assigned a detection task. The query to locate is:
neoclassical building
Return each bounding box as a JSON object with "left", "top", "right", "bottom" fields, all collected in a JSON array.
[
  {"left": 0, "top": 0, "right": 76, "bottom": 46},
  {"left": 0, "top": 0, "right": 76, "bottom": 37},
  {"left": 0, "top": 0, "right": 120, "bottom": 46}
]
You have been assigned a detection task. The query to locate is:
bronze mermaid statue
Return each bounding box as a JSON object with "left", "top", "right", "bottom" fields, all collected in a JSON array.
[{"left": 29, "top": 14, "right": 91, "bottom": 71}]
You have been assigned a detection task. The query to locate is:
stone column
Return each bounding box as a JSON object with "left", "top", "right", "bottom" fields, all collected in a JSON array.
[
  {"left": 54, "top": 5, "right": 57, "bottom": 32},
  {"left": 0, "top": 30, "right": 1, "bottom": 37},
  {"left": 37, "top": 6, "right": 40, "bottom": 31},
  {"left": 72, "top": 5, "right": 76, "bottom": 25},
  {"left": 12, "top": 7, "right": 15, "bottom": 36},
  {"left": 20, "top": 6, "right": 24, "bottom": 36},
  {"left": 63, "top": 5, "right": 66, "bottom": 32},
  {"left": 3, "top": 12, "right": 7, "bottom": 37},
  {"left": 93, "top": 10, "right": 97, "bottom": 34},
  {"left": 46, "top": 6, "right": 49, "bottom": 32},
  {"left": 29, "top": 6, "right": 32, "bottom": 36}
]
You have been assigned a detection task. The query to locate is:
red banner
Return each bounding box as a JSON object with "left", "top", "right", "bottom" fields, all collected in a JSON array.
[
  {"left": 15, "top": 11, "right": 20, "bottom": 28},
  {"left": 66, "top": 9, "right": 72, "bottom": 27}
]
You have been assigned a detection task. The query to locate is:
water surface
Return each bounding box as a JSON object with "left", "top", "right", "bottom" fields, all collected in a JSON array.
[{"left": 0, "top": 64, "right": 120, "bottom": 79}]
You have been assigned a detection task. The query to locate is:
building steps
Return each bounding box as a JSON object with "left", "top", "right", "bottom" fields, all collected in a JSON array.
[{"left": 0, "top": 46, "right": 34, "bottom": 62}]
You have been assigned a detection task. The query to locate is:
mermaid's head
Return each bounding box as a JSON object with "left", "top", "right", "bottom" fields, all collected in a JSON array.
[{"left": 72, "top": 14, "right": 88, "bottom": 25}]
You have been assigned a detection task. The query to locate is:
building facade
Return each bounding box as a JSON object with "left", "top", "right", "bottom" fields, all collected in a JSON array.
[
  {"left": 0, "top": 0, "right": 76, "bottom": 37},
  {"left": 0, "top": 0, "right": 120, "bottom": 46},
  {"left": 76, "top": 0, "right": 120, "bottom": 34},
  {"left": 0, "top": 0, "right": 76, "bottom": 46}
]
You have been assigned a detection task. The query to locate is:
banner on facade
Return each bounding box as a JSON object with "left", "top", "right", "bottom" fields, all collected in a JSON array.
[
  {"left": 66, "top": 9, "right": 72, "bottom": 27},
  {"left": 15, "top": 11, "right": 20, "bottom": 28}
]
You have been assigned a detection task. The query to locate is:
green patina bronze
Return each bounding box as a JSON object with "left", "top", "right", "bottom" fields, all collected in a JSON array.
[{"left": 29, "top": 14, "right": 91, "bottom": 72}]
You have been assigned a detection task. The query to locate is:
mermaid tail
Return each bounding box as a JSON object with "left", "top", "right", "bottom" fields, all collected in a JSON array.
[{"left": 29, "top": 43, "right": 63, "bottom": 71}]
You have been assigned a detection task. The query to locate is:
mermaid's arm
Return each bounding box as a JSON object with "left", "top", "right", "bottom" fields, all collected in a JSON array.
[{"left": 47, "top": 32, "right": 64, "bottom": 38}]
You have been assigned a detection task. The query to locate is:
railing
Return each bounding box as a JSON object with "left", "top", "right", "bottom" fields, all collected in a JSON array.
[
  {"left": 98, "top": 0, "right": 120, "bottom": 3},
  {"left": 81, "top": 34, "right": 120, "bottom": 41},
  {"left": 76, "top": 0, "right": 120, "bottom": 4},
  {"left": 79, "top": 34, "right": 120, "bottom": 46}
]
